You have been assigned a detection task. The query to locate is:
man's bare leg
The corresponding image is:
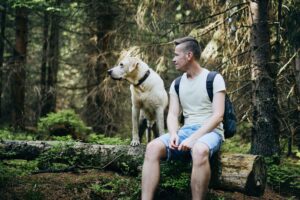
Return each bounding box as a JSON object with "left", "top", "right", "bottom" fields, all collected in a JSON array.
[
  {"left": 141, "top": 139, "right": 166, "bottom": 200},
  {"left": 191, "top": 143, "right": 211, "bottom": 200}
]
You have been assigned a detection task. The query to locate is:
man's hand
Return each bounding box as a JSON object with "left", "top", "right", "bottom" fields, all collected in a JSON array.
[
  {"left": 169, "top": 134, "right": 179, "bottom": 150},
  {"left": 178, "top": 137, "right": 196, "bottom": 151}
]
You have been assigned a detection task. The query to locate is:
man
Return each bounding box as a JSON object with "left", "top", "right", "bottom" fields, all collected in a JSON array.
[{"left": 141, "top": 36, "right": 226, "bottom": 200}]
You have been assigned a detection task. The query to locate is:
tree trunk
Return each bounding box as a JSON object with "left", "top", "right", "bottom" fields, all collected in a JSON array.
[
  {"left": 84, "top": 0, "right": 115, "bottom": 134},
  {"left": 0, "top": 140, "right": 267, "bottom": 196},
  {"left": 11, "top": 7, "right": 28, "bottom": 129},
  {"left": 44, "top": 1, "right": 60, "bottom": 114},
  {"left": 295, "top": 50, "right": 300, "bottom": 97},
  {"left": 0, "top": 3, "right": 6, "bottom": 120},
  {"left": 250, "top": 0, "right": 280, "bottom": 156},
  {"left": 40, "top": 11, "right": 49, "bottom": 117},
  {"left": 294, "top": 50, "right": 300, "bottom": 150},
  {"left": 275, "top": 0, "right": 282, "bottom": 67}
]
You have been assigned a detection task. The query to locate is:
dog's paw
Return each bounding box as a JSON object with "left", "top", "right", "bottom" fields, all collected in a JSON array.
[{"left": 130, "top": 139, "right": 140, "bottom": 146}]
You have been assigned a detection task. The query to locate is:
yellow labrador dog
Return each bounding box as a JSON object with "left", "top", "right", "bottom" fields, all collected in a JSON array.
[{"left": 108, "top": 57, "right": 168, "bottom": 146}]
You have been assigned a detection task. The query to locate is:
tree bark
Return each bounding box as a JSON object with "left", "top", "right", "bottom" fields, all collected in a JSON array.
[
  {"left": 294, "top": 50, "right": 300, "bottom": 150},
  {"left": 0, "top": 3, "right": 6, "bottom": 120},
  {"left": 40, "top": 11, "right": 49, "bottom": 117},
  {"left": 11, "top": 7, "right": 28, "bottom": 129},
  {"left": 295, "top": 50, "right": 300, "bottom": 98},
  {"left": 43, "top": 0, "right": 60, "bottom": 114},
  {"left": 83, "top": 0, "right": 116, "bottom": 134},
  {"left": 275, "top": 0, "right": 282, "bottom": 67},
  {"left": 0, "top": 140, "right": 266, "bottom": 196},
  {"left": 250, "top": 0, "right": 280, "bottom": 156},
  {"left": 212, "top": 153, "right": 266, "bottom": 196}
]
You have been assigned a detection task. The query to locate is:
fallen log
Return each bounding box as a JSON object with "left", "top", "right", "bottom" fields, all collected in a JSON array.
[
  {"left": 210, "top": 153, "right": 266, "bottom": 196},
  {"left": 0, "top": 140, "right": 266, "bottom": 196}
]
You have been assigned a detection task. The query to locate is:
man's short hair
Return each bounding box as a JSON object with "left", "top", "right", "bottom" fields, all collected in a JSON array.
[{"left": 174, "top": 36, "right": 201, "bottom": 60}]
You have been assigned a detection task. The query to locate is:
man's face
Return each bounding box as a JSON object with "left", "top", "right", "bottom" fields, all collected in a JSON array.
[{"left": 172, "top": 43, "right": 189, "bottom": 71}]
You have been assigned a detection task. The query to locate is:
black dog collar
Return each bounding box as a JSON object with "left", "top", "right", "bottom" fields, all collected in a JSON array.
[{"left": 135, "top": 70, "right": 150, "bottom": 87}]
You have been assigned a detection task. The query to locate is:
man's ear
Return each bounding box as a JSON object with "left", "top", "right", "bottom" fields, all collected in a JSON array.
[
  {"left": 187, "top": 51, "right": 193, "bottom": 60},
  {"left": 129, "top": 62, "right": 139, "bottom": 72}
]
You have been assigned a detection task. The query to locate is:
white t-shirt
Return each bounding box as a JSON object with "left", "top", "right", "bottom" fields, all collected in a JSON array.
[{"left": 169, "top": 68, "right": 226, "bottom": 136}]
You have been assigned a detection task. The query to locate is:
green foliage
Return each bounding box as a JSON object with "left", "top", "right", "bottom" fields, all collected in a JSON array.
[
  {"left": 0, "top": 160, "right": 38, "bottom": 188},
  {"left": 0, "top": 162, "right": 13, "bottom": 188},
  {"left": 52, "top": 135, "right": 74, "bottom": 142},
  {"left": 24, "top": 189, "right": 44, "bottom": 200},
  {"left": 6, "top": 0, "right": 63, "bottom": 13},
  {"left": 221, "top": 134, "right": 250, "bottom": 154},
  {"left": 160, "top": 160, "right": 191, "bottom": 191},
  {"left": 90, "top": 175, "right": 140, "bottom": 200},
  {"left": 236, "top": 121, "right": 252, "bottom": 141},
  {"left": 36, "top": 142, "right": 79, "bottom": 170},
  {"left": 87, "top": 133, "right": 130, "bottom": 145},
  {"left": 217, "top": 122, "right": 252, "bottom": 154},
  {"left": 37, "top": 109, "right": 91, "bottom": 139},
  {"left": 0, "top": 128, "right": 36, "bottom": 141},
  {"left": 265, "top": 154, "right": 300, "bottom": 195}
]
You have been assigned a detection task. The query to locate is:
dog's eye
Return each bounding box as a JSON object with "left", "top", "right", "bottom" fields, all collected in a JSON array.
[{"left": 120, "top": 63, "right": 124, "bottom": 67}]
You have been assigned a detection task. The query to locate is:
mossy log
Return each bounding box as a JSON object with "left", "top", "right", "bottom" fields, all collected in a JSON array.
[
  {"left": 210, "top": 153, "right": 266, "bottom": 196},
  {"left": 0, "top": 140, "right": 266, "bottom": 196}
]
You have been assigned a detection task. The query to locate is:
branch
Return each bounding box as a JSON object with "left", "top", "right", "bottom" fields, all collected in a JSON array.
[
  {"left": 180, "top": 2, "right": 249, "bottom": 25},
  {"left": 277, "top": 50, "right": 299, "bottom": 76},
  {"left": 198, "top": 6, "right": 249, "bottom": 36}
]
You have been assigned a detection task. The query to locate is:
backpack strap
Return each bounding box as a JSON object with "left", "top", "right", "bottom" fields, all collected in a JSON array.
[
  {"left": 174, "top": 75, "right": 182, "bottom": 100},
  {"left": 174, "top": 75, "right": 184, "bottom": 123},
  {"left": 206, "top": 71, "right": 218, "bottom": 102}
]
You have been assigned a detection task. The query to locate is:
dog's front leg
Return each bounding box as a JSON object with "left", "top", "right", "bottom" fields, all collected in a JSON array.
[
  {"left": 156, "top": 107, "right": 165, "bottom": 136},
  {"left": 131, "top": 105, "right": 140, "bottom": 146}
]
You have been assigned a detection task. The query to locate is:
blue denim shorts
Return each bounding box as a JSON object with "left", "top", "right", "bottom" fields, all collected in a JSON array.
[{"left": 159, "top": 124, "right": 222, "bottom": 161}]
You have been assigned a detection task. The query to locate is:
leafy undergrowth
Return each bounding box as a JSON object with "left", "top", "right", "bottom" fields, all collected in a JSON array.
[
  {"left": 1, "top": 169, "right": 140, "bottom": 200},
  {"left": 0, "top": 126, "right": 299, "bottom": 199},
  {"left": 0, "top": 126, "right": 130, "bottom": 145},
  {"left": 0, "top": 158, "right": 298, "bottom": 200},
  {"left": 0, "top": 169, "right": 295, "bottom": 200},
  {"left": 0, "top": 128, "right": 37, "bottom": 141}
]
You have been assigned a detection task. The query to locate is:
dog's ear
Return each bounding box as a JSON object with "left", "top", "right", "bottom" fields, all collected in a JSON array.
[{"left": 129, "top": 61, "right": 139, "bottom": 72}]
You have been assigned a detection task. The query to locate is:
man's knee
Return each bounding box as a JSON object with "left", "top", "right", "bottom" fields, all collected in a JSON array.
[
  {"left": 144, "top": 139, "right": 166, "bottom": 161},
  {"left": 192, "top": 143, "right": 210, "bottom": 166}
]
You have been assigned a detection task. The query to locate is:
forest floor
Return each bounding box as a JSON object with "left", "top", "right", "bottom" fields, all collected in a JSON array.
[{"left": 1, "top": 169, "right": 297, "bottom": 200}]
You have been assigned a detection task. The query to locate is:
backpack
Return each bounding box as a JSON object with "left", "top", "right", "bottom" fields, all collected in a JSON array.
[{"left": 174, "top": 71, "right": 237, "bottom": 138}]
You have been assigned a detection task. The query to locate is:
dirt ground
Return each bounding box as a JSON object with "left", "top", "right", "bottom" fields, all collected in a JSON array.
[{"left": 0, "top": 170, "right": 297, "bottom": 200}]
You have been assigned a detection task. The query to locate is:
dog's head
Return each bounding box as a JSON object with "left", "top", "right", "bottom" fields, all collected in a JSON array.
[{"left": 107, "top": 57, "right": 140, "bottom": 80}]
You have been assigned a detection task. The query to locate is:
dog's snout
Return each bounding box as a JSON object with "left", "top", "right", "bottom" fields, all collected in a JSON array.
[{"left": 107, "top": 69, "right": 112, "bottom": 75}]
